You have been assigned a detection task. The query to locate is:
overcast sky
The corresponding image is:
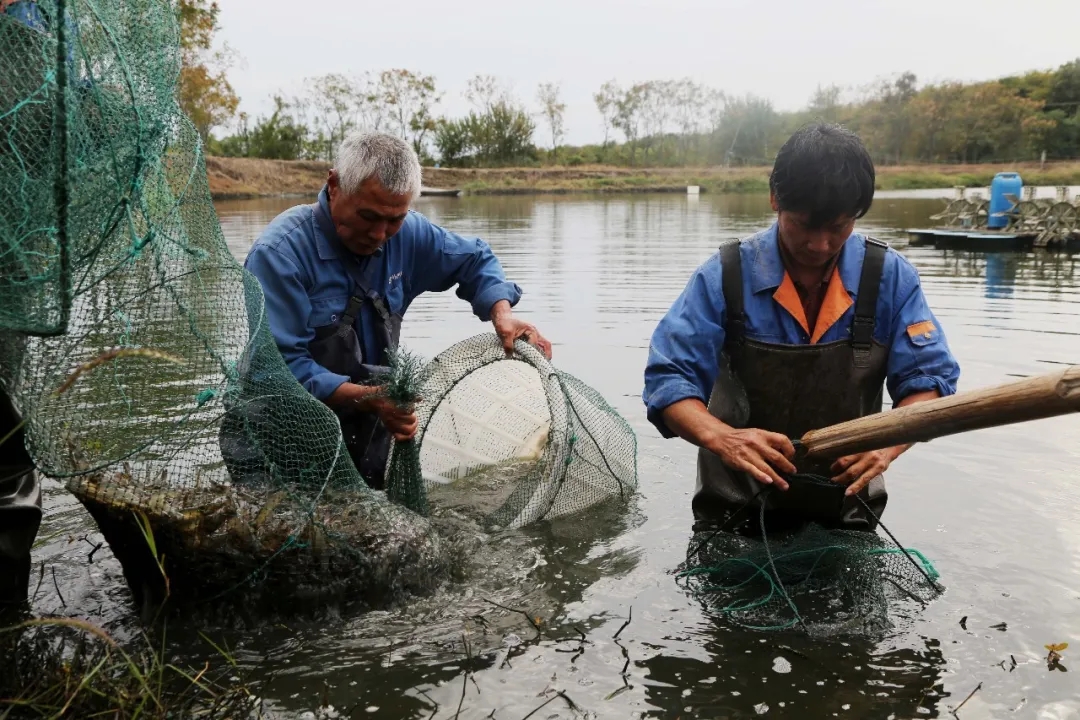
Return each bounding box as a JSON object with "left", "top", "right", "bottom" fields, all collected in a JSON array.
[{"left": 216, "top": 0, "right": 1080, "bottom": 146}]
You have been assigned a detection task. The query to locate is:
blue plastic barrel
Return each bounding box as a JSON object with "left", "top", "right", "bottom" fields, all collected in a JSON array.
[{"left": 988, "top": 172, "right": 1023, "bottom": 229}]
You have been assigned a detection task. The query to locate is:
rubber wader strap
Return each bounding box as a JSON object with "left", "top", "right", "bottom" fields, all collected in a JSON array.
[
  {"left": 338, "top": 296, "right": 365, "bottom": 335},
  {"left": 719, "top": 239, "right": 745, "bottom": 345},
  {"left": 851, "top": 238, "right": 888, "bottom": 368},
  {"left": 367, "top": 293, "right": 398, "bottom": 352}
]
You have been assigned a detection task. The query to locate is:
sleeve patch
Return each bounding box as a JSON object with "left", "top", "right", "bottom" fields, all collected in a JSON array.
[{"left": 906, "top": 320, "right": 936, "bottom": 340}]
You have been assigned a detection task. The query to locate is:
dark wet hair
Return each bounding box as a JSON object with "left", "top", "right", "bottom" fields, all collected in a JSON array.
[{"left": 769, "top": 123, "right": 876, "bottom": 229}]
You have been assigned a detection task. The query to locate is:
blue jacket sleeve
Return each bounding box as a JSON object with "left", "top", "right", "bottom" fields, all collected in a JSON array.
[
  {"left": 244, "top": 244, "right": 350, "bottom": 402},
  {"left": 403, "top": 212, "right": 523, "bottom": 321},
  {"left": 643, "top": 252, "right": 727, "bottom": 438},
  {"left": 884, "top": 256, "right": 961, "bottom": 403}
]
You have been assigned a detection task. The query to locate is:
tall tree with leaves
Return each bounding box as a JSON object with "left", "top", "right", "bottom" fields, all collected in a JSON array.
[
  {"left": 177, "top": 0, "right": 239, "bottom": 142},
  {"left": 537, "top": 82, "right": 566, "bottom": 162}
]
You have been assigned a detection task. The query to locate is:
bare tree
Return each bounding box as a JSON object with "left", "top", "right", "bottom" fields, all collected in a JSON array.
[
  {"left": 307, "top": 73, "right": 360, "bottom": 160},
  {"left": 594, "top": 80, "right": 621, "bottom": 153},
  {"left": 639, "top": 81, "right": 674, "bottom": 163},
  {"left": 537, "top": 82, "right": 567, "bottom": 162},
  {"left": 613, "top": 84, "right": 646, "bottom": 166},
  {"left": 671, "top": 78, "right": 706, "bottom": 163},
  {"left": 465, "top": 74, "right": 507, "bottom": 115},
  {"left": 377, "top": 69, "right": 441, "bottom": 155},
  {"left": 808, "top": 84, "right": 843, "bottom": 123},
  {"left": 353, "top": 72, "right": 387, "bottom": 134}
]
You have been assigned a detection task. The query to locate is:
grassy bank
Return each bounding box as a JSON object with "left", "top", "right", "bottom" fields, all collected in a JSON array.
[{"left": 204, "top": 156, "right": 1080, "bottom": 200}]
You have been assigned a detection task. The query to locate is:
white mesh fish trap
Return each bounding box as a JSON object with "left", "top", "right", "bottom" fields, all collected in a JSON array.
[{"left": 388, "top": 333, "right": 638, "bottom": 530}]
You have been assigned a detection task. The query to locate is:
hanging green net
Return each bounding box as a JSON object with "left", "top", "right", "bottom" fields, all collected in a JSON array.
[
  {"left": 677, "top": 490, "right": 942, "bottom": 635},
  {"left": 382, "top": 348, "right": 430, "bottom": 516},
  {"left": 0, "top": 0, "right": 637, "bottom": 615},
  {"left": 386, "top": 333, "right": 639, "bottom": 531},
  {"left": 0, "top": 0, "right": 440, "bottom": 613}
]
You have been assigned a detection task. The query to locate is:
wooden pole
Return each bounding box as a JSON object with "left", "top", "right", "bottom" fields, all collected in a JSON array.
[{"left": 800, "top": 366, "right": 1080, "bottom": 460}]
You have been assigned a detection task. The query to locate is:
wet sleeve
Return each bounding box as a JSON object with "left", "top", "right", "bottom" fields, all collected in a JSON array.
[
  {"left": 884, "top": 256, "right": 961, "bottom": 403},
  {"left": 403, "top": 213, "right": 523, "bottom": 321},
  {"left": 243, "top": 244, "right": 350, "bottom": 402},
  {"left": 642, "top": 252, "right": 727, "bottom": 438}
]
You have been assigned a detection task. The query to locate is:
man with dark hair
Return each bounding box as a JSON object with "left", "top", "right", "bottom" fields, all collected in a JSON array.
[{"left": 643, "top": 124, "right": 960, "bottom": 533}]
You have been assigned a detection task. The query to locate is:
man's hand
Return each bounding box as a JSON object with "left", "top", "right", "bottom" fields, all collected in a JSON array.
[
  {"left": 368, "top": 396, "right": 419, "bottom": 442},
  {"left": 830, "top": 446, "right": 903, "bottom": 496},
  {"left": 707, "top": 427, "right": 797, "bottom": 490},
  {"left": 327, "top": 383, "right": 419, "bottom": 442},
  {"left": 490, "top": 299, "right": 552, "bottom": 360},
  {"left": 660, "top": 399, "right": 797, "bottom": 490},
  {"left": 830, "top": 389, "right": 942, "bottom": 496}
]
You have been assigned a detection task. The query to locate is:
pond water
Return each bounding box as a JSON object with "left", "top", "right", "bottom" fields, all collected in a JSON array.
[{"left": 33, "top": 191, "right": 1080, "bottom": 719}]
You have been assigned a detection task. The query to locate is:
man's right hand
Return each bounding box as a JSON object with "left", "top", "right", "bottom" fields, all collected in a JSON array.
[
  {"left": 367, "top": 396, "right": 419, "bottom": 442},
  {"left": 660, "top": 398, "right": 797, "bottom": 490},
  {"left": 327, "top": 383, "right": 419, "bottom": 442},
  {"left": 706, "top": 427, "right": 797, "bottom": 490}
]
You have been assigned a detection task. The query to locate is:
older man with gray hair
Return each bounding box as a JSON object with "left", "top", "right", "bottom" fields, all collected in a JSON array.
[{"left": 242, "top": 132, "right": 550, "bottom": 489}]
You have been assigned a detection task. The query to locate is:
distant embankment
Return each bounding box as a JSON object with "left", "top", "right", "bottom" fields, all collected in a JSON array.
[
  {"left": 205, "top": 156, "right": 1080, "bottom": 200},
  {"left": 205, "top": 157, "right": 330, "bottom": 200}
]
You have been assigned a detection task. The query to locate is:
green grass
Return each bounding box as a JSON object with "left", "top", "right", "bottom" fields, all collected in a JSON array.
[{"left": 0, "top": 618, "right": 260, "bottom": 719}]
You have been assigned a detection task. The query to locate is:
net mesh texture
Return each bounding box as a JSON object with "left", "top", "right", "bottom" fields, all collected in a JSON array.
[
  {"left": 386, "top": 334, "right": 639, "bottom": 531},
  {"left": 677, "top": 483, "right": 943, "bottom": 635},
  {"left": 0, "top": 0, "right": 638, "bottom": 615}
]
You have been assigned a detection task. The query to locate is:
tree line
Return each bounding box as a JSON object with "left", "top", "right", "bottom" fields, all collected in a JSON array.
[{"left": 178, "top": 2, "right": 1080, "bottom": 168}]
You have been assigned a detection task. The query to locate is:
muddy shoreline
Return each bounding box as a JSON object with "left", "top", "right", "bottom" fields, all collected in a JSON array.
[{"left": 205, "top": 156, "right": 1080, "bottom": 201}]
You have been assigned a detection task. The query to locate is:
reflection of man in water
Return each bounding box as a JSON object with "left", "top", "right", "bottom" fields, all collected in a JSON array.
[
  {"left": 238, "top": 132, "right": 551, "bottom": 489},
  {"left": 643, "top": 124, "right": 961, "bottom": 533}
]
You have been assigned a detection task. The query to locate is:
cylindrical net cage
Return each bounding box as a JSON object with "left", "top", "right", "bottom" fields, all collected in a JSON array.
[{"left": 390, "top": 334, "right": 639, "bottom": 530}]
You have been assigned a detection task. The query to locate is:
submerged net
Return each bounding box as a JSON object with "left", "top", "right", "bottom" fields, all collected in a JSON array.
[
  {"left": 0, "top": 0, "right": 456, "bottom": 613},
  {"left": 678, "top": 488, "right": 942, "bottom": 635},
  {"left": 387, "top": 333, "right": 639, "bottom": 531}
]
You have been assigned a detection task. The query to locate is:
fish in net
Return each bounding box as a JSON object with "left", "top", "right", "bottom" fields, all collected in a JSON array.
[
  {"left": 385, "top": 333, "right": 639, "bottom": 531},
  {"left": 677, "top": 481, "right": 942, "bottom": 635}
]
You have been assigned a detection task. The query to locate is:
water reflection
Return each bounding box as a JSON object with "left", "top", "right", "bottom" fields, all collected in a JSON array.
[{"left": 638, "top": 634, "right": 947, "bottom": 718}]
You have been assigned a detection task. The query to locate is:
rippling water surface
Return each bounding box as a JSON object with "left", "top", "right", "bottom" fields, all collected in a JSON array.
[{"left": 36, "top": 191, "right": 1080, "bottom": 719}]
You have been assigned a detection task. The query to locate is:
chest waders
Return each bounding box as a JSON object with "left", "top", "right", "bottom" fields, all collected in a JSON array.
[
  {"left": 307, "top": 281, "right": 402, "bottom": 491},
  {"left": 693, "top": 238, "right": 890, "bottom": 535},
  {"left": 0, "top": 387, "right": 40, "bottom": 607},
  {"left": 219, "top": 205, "right": 403, "bottom": 491}
]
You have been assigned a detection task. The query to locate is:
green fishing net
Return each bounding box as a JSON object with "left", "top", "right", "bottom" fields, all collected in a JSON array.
[
  {"left": 678, "top": 491, "right": 942, "bottom": 634},
  {"left": 0, "top": 1, "right": 637, "bottom": 615},
  {"left": 386, "top": 333, "right": 640, "bottom": 531},
  {"left": 0, "top": 0, "right": 447, "bottom": 614}
]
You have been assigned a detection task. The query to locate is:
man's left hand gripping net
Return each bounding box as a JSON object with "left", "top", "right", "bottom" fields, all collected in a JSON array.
[
  {"left": 385, "top": 334, "right": 639, "bottom": 531},
  {"left": 0, "top": 0, "right": 459, "bottom": 613}
]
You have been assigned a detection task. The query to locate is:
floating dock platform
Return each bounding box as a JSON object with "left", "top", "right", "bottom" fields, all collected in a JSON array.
[{"left": 906, "top": 227, "right": 1079, "bottom": 251}]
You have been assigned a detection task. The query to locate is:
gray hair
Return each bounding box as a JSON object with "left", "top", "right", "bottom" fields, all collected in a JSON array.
[{"left": 334, "top": 132, "right": 422, "bottom": 199}]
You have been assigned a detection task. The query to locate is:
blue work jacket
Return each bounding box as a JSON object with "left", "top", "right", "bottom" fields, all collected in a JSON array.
[
  {"left": 244, "top": 186, "right": 523, "bottom": 401},
  {"left": 643, "top": 224, "right": 961, "bottom": 438},
  {"left": 4, "top": 1, "right": 47, "bottom": 29}
]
